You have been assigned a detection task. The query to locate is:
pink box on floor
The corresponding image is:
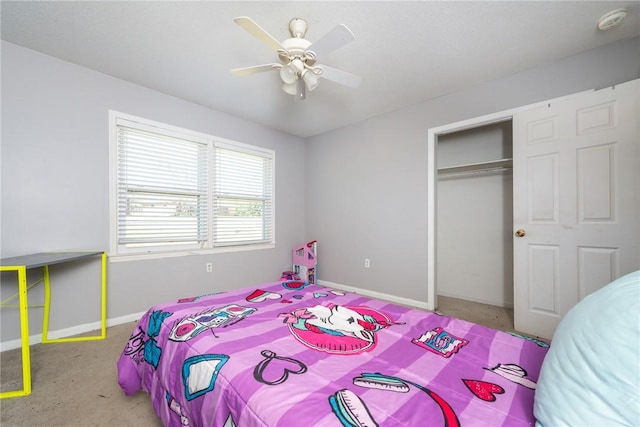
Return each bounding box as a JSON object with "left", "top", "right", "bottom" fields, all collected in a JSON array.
[{"left": 292, "top": 240, "right": 317, "bottom": 284}]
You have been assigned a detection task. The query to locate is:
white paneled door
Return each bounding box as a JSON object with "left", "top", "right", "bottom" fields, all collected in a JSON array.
[{"left": 512, "top": 79, "right": 639, "bottom": 339}]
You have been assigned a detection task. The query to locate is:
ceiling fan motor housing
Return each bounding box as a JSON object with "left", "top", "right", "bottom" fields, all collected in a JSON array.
[{"left": 279, "top": 37, "right": 315, "bottom": 65}]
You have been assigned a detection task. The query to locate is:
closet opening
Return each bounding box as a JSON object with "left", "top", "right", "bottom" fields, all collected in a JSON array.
[{"left": 435, "top": 120, "right": 514, "bottom": 328}]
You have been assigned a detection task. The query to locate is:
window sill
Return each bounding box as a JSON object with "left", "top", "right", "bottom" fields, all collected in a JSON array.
[{"left": 108, "top": 243, "right": 276, "bottom": 263}]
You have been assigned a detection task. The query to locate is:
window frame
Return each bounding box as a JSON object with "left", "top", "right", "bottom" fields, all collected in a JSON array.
[{"left": 108, "top": 111, "right": 276, "bottom": 260}]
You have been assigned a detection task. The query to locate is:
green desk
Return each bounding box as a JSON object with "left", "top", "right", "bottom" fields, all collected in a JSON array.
[{"left": 0, "top": 251, "right": 107, "bottom": 398}]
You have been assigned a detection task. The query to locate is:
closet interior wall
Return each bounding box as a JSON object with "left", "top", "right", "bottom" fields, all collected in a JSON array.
[{"left": 436, "top": 121, "right": 514, "bottom": 308}]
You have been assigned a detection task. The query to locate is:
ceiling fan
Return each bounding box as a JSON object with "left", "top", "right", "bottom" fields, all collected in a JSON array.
[{"left": 231, "top": 16, "right": 362, "bottom": 99}]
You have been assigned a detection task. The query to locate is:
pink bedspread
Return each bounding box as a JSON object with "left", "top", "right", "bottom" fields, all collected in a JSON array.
[{"left": 117, "top": 281, "right": 549, "bottom": 426}]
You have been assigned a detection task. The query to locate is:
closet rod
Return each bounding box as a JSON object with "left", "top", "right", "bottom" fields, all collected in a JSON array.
[
  {"left": 437, "top": 158, "right": 512, "bottom": 176},
  {"left": 437, "top": 166, "right": 512, "bottom": 178}
]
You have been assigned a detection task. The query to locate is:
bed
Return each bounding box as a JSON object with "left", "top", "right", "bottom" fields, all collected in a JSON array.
[{"left": 117, "top": 279, "right": 550, "bottom": 426}]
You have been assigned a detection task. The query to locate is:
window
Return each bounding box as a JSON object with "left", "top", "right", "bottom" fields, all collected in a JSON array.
[{"left": 110, "top": 112, "right": 274, "bottom": 256}]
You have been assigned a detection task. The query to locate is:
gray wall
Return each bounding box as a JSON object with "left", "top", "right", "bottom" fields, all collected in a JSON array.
[
  {"left": 0, "top": 41, "right": 306, "bottom": 344},
  {"left": 305, "top": 36, "right": 639, "bottom": 304}
]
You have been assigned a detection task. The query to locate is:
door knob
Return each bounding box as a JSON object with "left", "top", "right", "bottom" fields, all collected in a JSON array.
[{"left": 515, "top": 229, "right": 526, "bottom": 237}]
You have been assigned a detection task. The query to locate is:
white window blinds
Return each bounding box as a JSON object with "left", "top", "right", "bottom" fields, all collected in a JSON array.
[
  {"left": 213, "top": 142, "right": 274, "bottom": 246},
  {"left": 116, "top": 124, "right": 209, "bottom": 249},
  {"left": 112, "top": 113, "right": 275, "bottom": 255}
]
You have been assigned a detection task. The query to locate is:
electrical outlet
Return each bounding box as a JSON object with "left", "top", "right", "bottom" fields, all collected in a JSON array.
[
  {"left": 364, "top": 258, "right": 370, "bottom": 268},
  {"left": 206, "top": 262, "right": 213, "bottom": 273}
]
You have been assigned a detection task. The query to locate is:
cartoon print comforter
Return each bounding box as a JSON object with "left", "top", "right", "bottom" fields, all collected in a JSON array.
[{"left": 117, "top": 281, "right": 549, "bottom": 427}]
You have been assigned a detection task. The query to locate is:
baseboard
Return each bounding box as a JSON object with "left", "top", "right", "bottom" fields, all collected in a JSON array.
[
  {"left": 318, "top": 280, "right": 431, "bottom": 311},
  {"left": 0, "top": 285, "right": 433, "bottom": 353},
  {"left": 437, "top": 291, "right": 514, "bottom": 309},
  {"left": 0, "top": 311, "right": 145, "bottom": 353}
]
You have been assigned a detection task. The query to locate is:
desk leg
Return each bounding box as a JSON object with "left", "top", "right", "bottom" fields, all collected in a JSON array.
[
  {"left": 0, "top": 266, "right": 32, "bottom": 398},
  {"left": 100, "top": 251, "right": 107, "bottom": 338},
  {"left": 42, "top": 265, "right": 51, "bottom": 342},
  {"left": 41, "top": 252, "right": 107, "bottom": 343}
]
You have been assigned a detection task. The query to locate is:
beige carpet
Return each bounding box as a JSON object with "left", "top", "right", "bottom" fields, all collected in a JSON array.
[
  {"left": 0, "top": 321, "right": 163, "bottom": 427},
  {"left": 0, "top": 296, "right": 513, "bottom": 426}
]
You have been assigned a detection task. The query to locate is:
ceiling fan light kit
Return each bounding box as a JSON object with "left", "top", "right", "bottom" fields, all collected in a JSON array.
[
  {"left": 279, "top": 58, "right": 302, "bottom": 84},
  {"left": 281, "top": 82, "right": 298, "bottom": 96},
  {"left": 231, "top": 16, "right": 362, "bottom": 99},
  {"left": 302, "top": 69, "right": 319, "bottom": 91}
]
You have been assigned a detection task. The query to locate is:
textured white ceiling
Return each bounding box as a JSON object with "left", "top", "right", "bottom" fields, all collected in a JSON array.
[{"left": 2, "top": 1, "right": 638, "bottom": 137}]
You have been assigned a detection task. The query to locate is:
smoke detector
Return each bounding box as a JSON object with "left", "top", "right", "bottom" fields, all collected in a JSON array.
[{"left": 598, "top": 8, "right": 627, "bottom": 31}]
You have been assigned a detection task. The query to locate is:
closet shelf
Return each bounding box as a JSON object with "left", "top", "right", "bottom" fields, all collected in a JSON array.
[{"left": 437, "top": 158, "right": 512, "bottom": 176}]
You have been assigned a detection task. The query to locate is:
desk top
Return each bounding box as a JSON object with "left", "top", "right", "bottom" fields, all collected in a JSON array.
[{"left": 0, "top": 252, "right": 103, "bottom": 269}]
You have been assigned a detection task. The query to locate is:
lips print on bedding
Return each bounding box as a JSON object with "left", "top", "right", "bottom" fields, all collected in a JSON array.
[
  {"left": 281, "top": 281, "right": 309, "bottom": 290},
  {"left": 246, "top": 289, "right": 282, "bottom": 303}
]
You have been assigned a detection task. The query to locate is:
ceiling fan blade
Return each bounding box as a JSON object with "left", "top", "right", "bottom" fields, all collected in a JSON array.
[
  {"left": 318, "top": 65, "right": 362, "bottom": 88},
  {"left": 231, "top": 64, "right": 280, "bottom": 76},
  {"left": 234, "top": 16, "right": 285, "bottom": 52},
  {"left": 308, "top": 24, "right": 355, "bottom": 57}
]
